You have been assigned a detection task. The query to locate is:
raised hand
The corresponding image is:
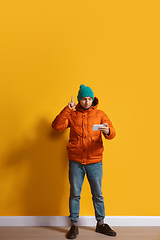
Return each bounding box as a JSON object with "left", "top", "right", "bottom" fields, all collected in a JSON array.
[{"left": 68, "top": 96, "right": 76, "bottom": 110}]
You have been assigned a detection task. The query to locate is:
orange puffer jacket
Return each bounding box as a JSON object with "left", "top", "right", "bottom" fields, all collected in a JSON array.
[{"left": 52, "top": 97, "right": 116, "bottom": 165}]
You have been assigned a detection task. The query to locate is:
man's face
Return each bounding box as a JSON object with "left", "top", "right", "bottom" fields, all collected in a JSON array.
[{"left": 80, "top": 97, "right": 93, "bottom": 109}]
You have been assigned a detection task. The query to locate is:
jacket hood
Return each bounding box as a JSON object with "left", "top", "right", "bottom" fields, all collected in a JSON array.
[{"left": 75, "top": 97, "right": 99, "bottom": 112}]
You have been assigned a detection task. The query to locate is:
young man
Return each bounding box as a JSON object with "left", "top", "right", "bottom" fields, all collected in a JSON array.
[{"left": 52, "top": 84, "right": 116, "bottom": 238}]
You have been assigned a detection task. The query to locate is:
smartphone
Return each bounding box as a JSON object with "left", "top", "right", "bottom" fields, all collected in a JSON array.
[{"left": 92, "top": 124, "right": 105, "bottom": 131}]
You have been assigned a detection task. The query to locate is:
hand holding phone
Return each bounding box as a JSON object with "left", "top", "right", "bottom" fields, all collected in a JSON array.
[
  {"left": 92, "top": 124, "right": 106, "bottom": 131},
  {"left": 92, "top": 123, "right": 110, "bottom": 135}
]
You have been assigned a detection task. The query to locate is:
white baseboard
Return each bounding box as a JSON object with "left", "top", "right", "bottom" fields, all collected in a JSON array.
[{"left": 0, "top": 216, "right": 160, "bottom": 226}]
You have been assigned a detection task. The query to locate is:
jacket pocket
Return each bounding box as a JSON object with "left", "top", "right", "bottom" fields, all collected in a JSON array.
[
  {"left": 91, "top": 136, "right": 104, "bottom": 157},
  {"left": 67, "top": 139, "right": 80, "bottom": 156}
]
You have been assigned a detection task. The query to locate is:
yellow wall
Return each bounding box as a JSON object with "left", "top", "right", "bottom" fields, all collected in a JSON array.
[{"left": 0, "top": 0, "right": 160, "bottom": 216}]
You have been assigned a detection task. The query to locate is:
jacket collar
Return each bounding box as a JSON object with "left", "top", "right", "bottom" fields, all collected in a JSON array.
[{"left": 75, "top": 97, "right": 99, "bottom": 113}]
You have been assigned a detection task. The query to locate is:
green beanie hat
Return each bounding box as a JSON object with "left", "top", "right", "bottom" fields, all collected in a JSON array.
[{"left": 77, "top": 84, "right": 94, "bottom": 102}]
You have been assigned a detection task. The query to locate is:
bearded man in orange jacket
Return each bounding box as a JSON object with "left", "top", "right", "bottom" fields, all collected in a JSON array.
[{"left": 52, "top": 84, "right": 117, "bottom": 238}]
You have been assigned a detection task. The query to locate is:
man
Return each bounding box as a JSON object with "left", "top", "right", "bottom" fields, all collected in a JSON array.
[{"left": 52, "top": 84, "right": 117, "bottom": 238}]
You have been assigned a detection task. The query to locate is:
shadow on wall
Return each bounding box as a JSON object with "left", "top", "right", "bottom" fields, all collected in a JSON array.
[{"left": 1, "top": 118, "right": 69, "bottom": 216}]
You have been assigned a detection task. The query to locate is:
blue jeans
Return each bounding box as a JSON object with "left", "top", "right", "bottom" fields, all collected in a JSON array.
[{"left": 69, "top": 160, "right": 105, "bottom": 223}]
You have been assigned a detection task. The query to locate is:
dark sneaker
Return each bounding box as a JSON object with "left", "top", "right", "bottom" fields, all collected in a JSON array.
[
  {"left": 66, "top": 225, "right": 79, "bottom": 239},
  {"left": 96, "top": 223, "right": 117, "bottom": 236}
]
